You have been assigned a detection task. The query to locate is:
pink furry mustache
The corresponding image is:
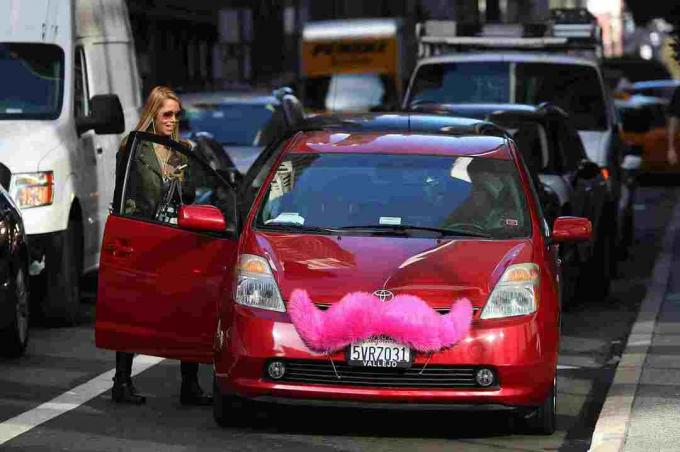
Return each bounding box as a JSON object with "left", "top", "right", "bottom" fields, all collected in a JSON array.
[{"left": 288, "top": 289, "right": 473, "bottom": 354}]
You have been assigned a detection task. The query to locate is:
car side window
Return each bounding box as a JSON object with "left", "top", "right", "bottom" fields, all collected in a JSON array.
[
  {"left": 239, "top": 139, "right": 286, "bottom": 217},
  {"left": 74, "top": 47, "right": 89, "bottom": 118},
  {"left": 558, "top": 119, "right": 587, "bottom": 172},
  {"left": 119, "top": 134, "right": 236, "bottom": 233}
]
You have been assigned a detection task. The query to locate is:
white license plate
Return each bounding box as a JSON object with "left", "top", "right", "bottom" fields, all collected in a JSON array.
[{"left": 347, "top": 337, "right": 411, "bottom": 368}]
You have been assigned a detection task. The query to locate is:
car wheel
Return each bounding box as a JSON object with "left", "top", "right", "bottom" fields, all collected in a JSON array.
[
  {"left": 524, "top": 378, "right": 557, "bottom": 435},
  {"left": 580, "top": 222, "right": 612, "bottom": 301},
  {"left": 213, "top": 375, "right": 254, "bottom": 428},
  {"left": 0, "top": 267, "right": 30, "bottom": 357},
  {"left": 40, "top": 218, "right": 83, "bottom": 325}
]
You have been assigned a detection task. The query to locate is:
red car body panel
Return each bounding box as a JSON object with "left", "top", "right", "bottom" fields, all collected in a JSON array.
[
  {"left": 96, "top": 215, "right": 237, "bottom": 363},
  {"left": 96, "top": 131, "right": 563, "bottom": 409}
]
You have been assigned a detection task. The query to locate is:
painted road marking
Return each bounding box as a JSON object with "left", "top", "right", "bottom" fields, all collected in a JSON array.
[{"left": 0, "top": 355, "right": 164, "bottom": 446}]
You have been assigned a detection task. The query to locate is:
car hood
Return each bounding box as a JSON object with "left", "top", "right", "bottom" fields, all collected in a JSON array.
[
  {"left": 252, "top": 233, "right": 535, "bottom": 310},
  {"left": 0, "top": 121, "right": 64, "bottom": 173}
]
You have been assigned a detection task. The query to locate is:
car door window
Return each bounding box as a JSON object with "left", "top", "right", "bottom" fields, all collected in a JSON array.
[
  {"left": 118, "top": 132, "right": 236, "bottom": 233},
  {"left": 74, "top": 46, "right": 89, "bottom": 118},
  {"left": 557, "top": 119, "right": 587, "bottom": 172},
  {"left": 239, "top": 139, "right": 287, "bottom": 216}
]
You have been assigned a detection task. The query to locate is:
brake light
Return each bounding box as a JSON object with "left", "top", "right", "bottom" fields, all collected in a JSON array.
[{"left": 600, "top": 167, "right": 610, "bottom": 180}]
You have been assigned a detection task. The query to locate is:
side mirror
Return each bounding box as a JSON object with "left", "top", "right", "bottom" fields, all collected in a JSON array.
[
  {"left": 576, "top": 159, "right": 600, "bottom": 180},
  {"left": 0, "top": 163, "right": 11, "bottom": 191},
  {"left": 552, "top": 216, "right": 592, "bottom": 243},
  {"left": 273, "top": 87, "right": 305, "bottom": 130},
  {"left": 178, "top": 205, "right": 226, "bottom": 232},
  {"left": 76, "top": 94, "right": 125, "bottom": 136}
]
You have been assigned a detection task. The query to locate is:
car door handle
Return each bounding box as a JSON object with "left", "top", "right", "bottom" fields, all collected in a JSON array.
[{"left": 103, "top": 241, "right": 134, "bottom": 257}]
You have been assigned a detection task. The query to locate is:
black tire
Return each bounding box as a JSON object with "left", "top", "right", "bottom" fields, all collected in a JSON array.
[
  {"left": 40, "top": 218, "right": 83, "bottom": 325},
  {"left": 0, "top": 267, "right": 30, "bottom": 357},
  {"left": 523, "top": 379, "right": 557, "bottom": 435},
  {"left": 213, "top": 376, "right": 254, "bottom": 428},
  {"left": 579, "top": 221, "right": 612, "bottom": 301}
]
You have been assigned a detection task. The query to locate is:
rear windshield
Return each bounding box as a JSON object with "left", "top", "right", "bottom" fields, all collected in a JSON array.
[
  {"left": 182, "top": 103, "right": 278, "bottom": 146},
  {"left": 255, "top": 153, "right": 531, "bottom": 239},
  {"left": 0, "top": 43, "right": 64, "bottom": 120},
  {"left": 408, "top": 61, "right": 607, "bottom": 131}
]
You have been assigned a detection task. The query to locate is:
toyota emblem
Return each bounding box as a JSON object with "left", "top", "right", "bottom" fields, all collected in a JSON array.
[{"left": 373, "top": 289, "right": 394, "bottom": 302}]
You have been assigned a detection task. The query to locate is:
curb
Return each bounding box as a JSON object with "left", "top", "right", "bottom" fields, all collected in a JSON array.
[{"left": 589, "top": 190, "right": 680, "bottom": 452}]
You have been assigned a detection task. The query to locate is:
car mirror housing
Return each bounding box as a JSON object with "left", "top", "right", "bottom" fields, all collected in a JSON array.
[
  {"left": 576, "top": 159, "right": 600, "bottom": 180},
  {"left": 178, "top": 205, "right": 227, "bottom": 232},
  {"left": 552, "top": 216, "right": 592, "bottom": 243},
  {"left": 76, "top": 94, "right": 125, "bottom": 136}
]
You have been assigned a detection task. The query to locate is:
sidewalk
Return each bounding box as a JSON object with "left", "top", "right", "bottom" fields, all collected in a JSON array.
[{"left": 590, "top": 192, "right": 680, "bottom": 452}]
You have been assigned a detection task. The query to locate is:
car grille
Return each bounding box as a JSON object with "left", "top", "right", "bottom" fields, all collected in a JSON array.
[
  {"left": 313, "top": 303, "right": 481, "bottom": 315},
  {"left": 267, "top": 359, "right": 489, "bottom": 388}
]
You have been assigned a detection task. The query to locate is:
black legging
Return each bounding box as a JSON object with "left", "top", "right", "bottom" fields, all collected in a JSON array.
[{"left": 114, "top": 352, "right": 198, "bottom": 382}]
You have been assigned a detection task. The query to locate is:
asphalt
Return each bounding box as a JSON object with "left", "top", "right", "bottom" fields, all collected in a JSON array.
[{"left": 590, "top": 187, "right": 680, "bottom": 452}]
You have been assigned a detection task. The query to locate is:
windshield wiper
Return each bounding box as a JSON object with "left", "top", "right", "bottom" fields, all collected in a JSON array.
[
  {"left": 338, "top": 225, "right": 491, "bottom": 238},
  {"left": 259, "top": 223, "right": 339, "bottom": 234}
]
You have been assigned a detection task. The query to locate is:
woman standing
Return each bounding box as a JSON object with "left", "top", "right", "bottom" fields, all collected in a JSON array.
[{"left": 111, "top": 85, "right": 210, "bottom": 406}]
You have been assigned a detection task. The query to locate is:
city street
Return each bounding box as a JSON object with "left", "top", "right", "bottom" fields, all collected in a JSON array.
[{"left": 0, "top": 185, "right": 675, "bottom": 452}]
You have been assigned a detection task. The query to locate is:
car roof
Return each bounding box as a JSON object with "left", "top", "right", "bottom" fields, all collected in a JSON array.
[
  {"left": 300, "top": 112, "right": 508, "bottom": 137},
  {"left": 287, "top": 131, "right": 511, "bottom": 159},
  {"left": 286, "top": 113, "right": 511, "bottom": 159},
  {"left": 180, "top": 91, "right": 277, "bottom": 106},
  {"left": 631, "top": 79, "right": 680, "bottom": 89},
  {"left": 416, "top": 52, "right": 598, "bottom": 68}
]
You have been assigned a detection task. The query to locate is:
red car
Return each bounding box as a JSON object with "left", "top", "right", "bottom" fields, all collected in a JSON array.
[{"left": 95, "top": 114, "right": 591, "bottom": 435}]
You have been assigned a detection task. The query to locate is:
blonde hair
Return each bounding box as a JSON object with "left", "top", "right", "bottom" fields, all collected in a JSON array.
[{"left": 134, "top": 85, "right": 182, "bottom": 141}]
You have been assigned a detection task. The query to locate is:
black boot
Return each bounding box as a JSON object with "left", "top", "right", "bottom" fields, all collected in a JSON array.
[
  {"left": 112, "top": 352, "right": 146, "bottom": 405},
  {"left": 180, "top": 361, "right": 212, "bottom": 406}
]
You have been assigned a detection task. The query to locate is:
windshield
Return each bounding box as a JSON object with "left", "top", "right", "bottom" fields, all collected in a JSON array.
[
  {"left": 0, "top": 43, "right": 64, "bottom": 120},
  {"left": 303, "top": 73, "right": 398, "bottom": 112},
  {"left": 256, "top": 153, "right": 531, "bottom": 239},
  {"left": 408, "top": 61, "right": 607, "bottom": 130},
  {"left": 183, "top": 103, "right": 276, "bottom": 146}
]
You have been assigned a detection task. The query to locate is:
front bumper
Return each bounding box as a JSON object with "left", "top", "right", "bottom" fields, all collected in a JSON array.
[{"left": 214, "top": 307, "right": 558, "bottom": 409}]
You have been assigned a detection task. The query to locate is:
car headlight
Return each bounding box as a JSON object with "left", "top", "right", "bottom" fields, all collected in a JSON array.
[
  {"left": 480, "top": 263, "right": 540, "bottom": 319},
  {"left": 9, "top": 172, "right": 54, "bottom": 209},
  {"left": 234, "top": 254, "right": 285, "bottom": 312}
]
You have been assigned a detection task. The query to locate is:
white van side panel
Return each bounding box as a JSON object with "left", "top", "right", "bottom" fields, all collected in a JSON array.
[{"left": 0, "top": 0, "right": 72, "bottom": 48}]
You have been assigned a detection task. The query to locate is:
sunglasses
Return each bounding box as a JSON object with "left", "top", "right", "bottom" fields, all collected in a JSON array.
[{"left": 160, "top": 110, "right": 183, "bottom": 120}]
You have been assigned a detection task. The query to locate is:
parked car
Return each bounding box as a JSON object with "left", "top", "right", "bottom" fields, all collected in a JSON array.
[
  {"left": 180, "top": 88, "right": 303, "bottom": 177},
  {"left": 620, "top": 79, "right": 680, "bottom": 103},
  {"left": 414, "top": 103, "right": 612, "bottom": 299},
  {"left": 404, "top": 51, "right": 635, "bottom": 258},
  {"left": 95, "top": 113, "right": 591, "bottom": 435},
  {"left": 616, "top": 94, "right": 674, "bottom": 173},
  {"left": 0, "top": 163, "right": 31, "bottom": 357}
]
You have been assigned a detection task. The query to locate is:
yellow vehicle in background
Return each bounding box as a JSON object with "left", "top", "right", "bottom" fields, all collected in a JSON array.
[
  {"left": 299, "top": 18, "right": 414, "bottom": 113},
  {"left": 615, "top": 93, "right": 675, "bottom": 173}
]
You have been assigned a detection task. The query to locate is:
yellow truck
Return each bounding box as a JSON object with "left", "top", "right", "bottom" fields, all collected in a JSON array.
[{"left": 300, "top": 18, "right": 413, "bottom": 113}]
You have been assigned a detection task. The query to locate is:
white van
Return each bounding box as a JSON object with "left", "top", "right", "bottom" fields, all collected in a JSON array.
[{"left": 0, "top": 0, "right": 141, "bottom": 323}]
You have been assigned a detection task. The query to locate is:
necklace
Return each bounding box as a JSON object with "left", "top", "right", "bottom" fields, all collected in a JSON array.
[{"left": 153, "top": 144, "right": 173, "bottom": 180}]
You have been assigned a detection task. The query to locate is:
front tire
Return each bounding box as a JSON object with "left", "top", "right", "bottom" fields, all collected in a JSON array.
[
  {"left": 523, "top": 379, "right": 557, "bottom": 435},
  {"left": 213, "top": 376, "right": 254, "bottom": 428},
  {"left": 39, "top": 219, "right": 83, "bottom": 325},
  {"left": 0, "top": 267, "right": 30, "bottom": 357}
]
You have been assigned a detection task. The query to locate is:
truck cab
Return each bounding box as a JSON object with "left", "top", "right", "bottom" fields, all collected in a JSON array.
[
  {"left": 0, "top": 0, "right": 141, "bottom": 323},
  {"left": 300, "top": 18, "right": 413, "bottom": 113}
]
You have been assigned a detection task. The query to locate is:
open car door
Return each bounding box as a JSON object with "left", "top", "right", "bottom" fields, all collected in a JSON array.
[{"left": 95, "top": 132, "right": 238, "bottom": 363}]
